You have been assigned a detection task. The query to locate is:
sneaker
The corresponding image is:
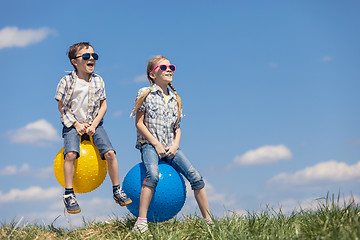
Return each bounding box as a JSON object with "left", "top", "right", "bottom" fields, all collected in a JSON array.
[
  {"left": 113, "top": 188, "right": 132, "bottom": 206},
  {"left": 204, "top": 217, "right": 214, "bottom": 225},
  {"left": 63, "top": 193, "right": 81, "bottom": 214},
  {"left": 132, "top": 221, "right": 148, "bottom": 233}
]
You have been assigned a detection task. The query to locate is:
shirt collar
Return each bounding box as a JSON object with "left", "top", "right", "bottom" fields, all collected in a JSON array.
[
  {"left": 70, "top": 70, "right": 95, "bottom": 82},
  {"left": 151, "top": 84, "right": 176, "bottom": 99}
]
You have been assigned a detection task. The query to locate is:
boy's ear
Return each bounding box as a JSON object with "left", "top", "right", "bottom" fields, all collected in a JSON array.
[{"left": 71, "top": 59, "right": 77, "bottom": 66}]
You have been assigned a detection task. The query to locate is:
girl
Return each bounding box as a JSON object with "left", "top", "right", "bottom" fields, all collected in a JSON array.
[{"left": 130, "top": 55, "right": 212, "bottom": 233}]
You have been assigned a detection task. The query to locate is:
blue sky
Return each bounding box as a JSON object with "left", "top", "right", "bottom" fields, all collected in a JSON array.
[{"left": 1, "top": 0, "right": 359, "bottom": 228}]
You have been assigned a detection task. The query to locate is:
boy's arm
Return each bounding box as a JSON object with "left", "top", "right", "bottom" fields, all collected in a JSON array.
[
  {"left": 135, "top": 110, "right": 167, "bottom": 158},
  {"left": 59, "top": 100, "right": 88, "bottom": 135},
  {"left": 87, "top": 99, "right": 107, "bottom": 136},
  {"left": 57, "top": 100, "right": 63, "bottom": 114}
]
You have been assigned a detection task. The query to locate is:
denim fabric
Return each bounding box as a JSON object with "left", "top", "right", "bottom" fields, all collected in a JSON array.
[
  {"left": 62, "top": 121, "right": 115, "bottom": 159},
  {"left": 140, "top": 143, "right": 204, "bottom": 190}
]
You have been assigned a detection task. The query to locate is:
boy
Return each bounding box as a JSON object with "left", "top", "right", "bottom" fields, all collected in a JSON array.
[{"left": 55, "top": 42, "right": 131, "bottom": 214}]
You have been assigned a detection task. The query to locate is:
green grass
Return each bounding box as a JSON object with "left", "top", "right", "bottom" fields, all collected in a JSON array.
[{"left": 2, "top": 194, "right": 360, "bottom": 239}]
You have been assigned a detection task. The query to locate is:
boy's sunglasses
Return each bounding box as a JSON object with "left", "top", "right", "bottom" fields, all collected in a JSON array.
[
  {"left": 151, "top": 64, "right": 176, "bottom": 72},
  {"left": 72, "top": 53, "right": 99, "bottom": 60}
]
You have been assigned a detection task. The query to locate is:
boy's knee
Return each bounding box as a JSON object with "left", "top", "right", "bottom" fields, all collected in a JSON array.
[
  {"left": 64, "top": 151, "right": 77, "bottom": 161},
  {"left": 103, "top": 150, "right": 116, "bottom": 160}
]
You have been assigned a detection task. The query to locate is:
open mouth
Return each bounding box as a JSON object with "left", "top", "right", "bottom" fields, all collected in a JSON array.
[{"left": 87, "top": 62, "right": 94, "bottom": 68}]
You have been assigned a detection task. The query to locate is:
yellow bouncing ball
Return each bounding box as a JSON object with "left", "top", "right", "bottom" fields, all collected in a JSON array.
[{"left": 54, "top": 135, "right": 108, "bottom": 193}]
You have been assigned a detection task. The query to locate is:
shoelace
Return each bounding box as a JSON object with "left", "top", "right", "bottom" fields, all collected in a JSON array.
[
  {"left": 67, "top": 196, "right": 77, "bottom": 206},
  {"left": 114, "top": 189, "right": 127, "bottom": 198}
]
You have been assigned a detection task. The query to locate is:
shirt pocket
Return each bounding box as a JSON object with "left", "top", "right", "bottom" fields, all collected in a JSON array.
[{"left": 147, "top": 103, "right": 159, "bottom": 119}]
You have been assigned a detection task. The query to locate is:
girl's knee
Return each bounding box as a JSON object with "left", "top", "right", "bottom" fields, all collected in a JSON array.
[
  {"left": 145, "top": 170, "right": 159, "bottom": 188},
  {"left": 189, "top": 172, "right": 205, "bottom": 190}
]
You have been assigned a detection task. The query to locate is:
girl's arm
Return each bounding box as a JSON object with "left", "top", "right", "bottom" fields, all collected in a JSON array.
[
  {"left": 87, "top": 99, "right": 107, "bottom": 136},
  {"left": 165, "top": 127, "right": 181, "bottom": 158},
  {"left": 135, "top": 110, "right": 167, "bottom": 158}
]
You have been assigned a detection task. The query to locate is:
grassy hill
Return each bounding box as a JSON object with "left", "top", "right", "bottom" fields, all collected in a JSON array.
[{"left": 2, "top": 195, "right": 359, "bottom": 239}]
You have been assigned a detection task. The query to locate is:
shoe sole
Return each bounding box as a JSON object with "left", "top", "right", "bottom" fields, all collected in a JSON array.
[
  {"left": 67, "top": 208, "right": 81, "bottom": 214},
  {"left": 115, "top": 199, "right": 133, "bottom": 206}
]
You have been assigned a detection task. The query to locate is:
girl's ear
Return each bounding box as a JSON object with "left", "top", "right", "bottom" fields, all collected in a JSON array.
[{"left": 149, "top": 71, "right": 156, "bottom": 80}]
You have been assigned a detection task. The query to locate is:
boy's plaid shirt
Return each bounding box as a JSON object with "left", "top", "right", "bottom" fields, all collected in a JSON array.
[
  {"left": 132, "top": 84, "right": 183, "bottom": 149},
  {"left": 55, "top": 71, "right": 106, "bottom": 128}
]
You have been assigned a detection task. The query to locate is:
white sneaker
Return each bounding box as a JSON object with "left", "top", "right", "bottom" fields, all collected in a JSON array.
[{"left": 132, "top": 221, "right": 148, "bottom": 233}]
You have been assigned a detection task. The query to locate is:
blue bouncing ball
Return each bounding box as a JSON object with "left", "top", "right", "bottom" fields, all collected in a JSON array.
[{"left": 122, "top": 161, "right": 187, "bottom": 222}]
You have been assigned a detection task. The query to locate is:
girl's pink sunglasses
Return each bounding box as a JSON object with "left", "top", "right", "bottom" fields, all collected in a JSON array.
[{"left": 151, "top": 64, "right": 176, "bottom": 72}]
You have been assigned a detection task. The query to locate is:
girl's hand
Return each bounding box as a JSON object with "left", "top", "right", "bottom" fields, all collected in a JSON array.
[
  {"left": 165, "top": 145, "right": 178, "bottom": 159},
  {"left": 86, "top": 125, "right": 96, "bottom": 136},
  {"left": 74, "top": 122, "right": 89, "bottom": 136},
  {"left": 154, "top": 143, "right": 167, "bottom": 159}
]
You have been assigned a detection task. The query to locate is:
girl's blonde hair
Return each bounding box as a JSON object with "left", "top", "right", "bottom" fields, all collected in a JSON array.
[{"left": 131, "top": 55, "right": 182, "bottom": 126}]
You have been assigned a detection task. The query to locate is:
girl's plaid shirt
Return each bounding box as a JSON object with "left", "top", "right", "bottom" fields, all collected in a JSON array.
[
  {"left": 55, "top": 71, "right": 106, "bottom": 128},
  {"left": 131, "top": 84, "right": 183, "bottom": 149}
]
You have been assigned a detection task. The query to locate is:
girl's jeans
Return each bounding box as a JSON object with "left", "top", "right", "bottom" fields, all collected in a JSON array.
[{"left": 140, "top": 143, "right": 205, "bottom": 190}]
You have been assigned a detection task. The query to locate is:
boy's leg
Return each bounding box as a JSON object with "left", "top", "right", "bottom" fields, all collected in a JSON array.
[
  {"left": 92, "top": 124, "right": 131, "bottom": 206},
  {"left": 64, "top": 151, "right": 77, "bottom": 188},
  {"left": 62, "top": 126, "right": 81, "bottom": 214},
  {"left": 104, "top": 150, "right": 132, "bottom": 206},
  {"left": 103, "top": 150, "right": 119, "bottom": 186}
]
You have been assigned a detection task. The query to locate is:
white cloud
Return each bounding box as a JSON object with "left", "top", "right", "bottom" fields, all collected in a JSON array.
[
  {"left": 0, "top": 163, "right": 53, "bottom": 178},
  {"left": 7, "top": 119, "right": 61, "bottom": 146},
  {"left": 232, "top": 145, "right": 292, "bottom": 166},
  {"left": 184, "top": 180, "right": 237, "bottom": 211},
  {"left": 0, "top": 186, "right": 62, "bottom": 203},
  {"left": 269, "top": 160, "right": 360, "bottom": 185},
  {"left": 111, "top": 110, "right": 123, "bottom": 118},
  {"left": 0, "top": 26, "right": 56, "bottom": 49},
  {"left": 321, "top": 56, "right": 334, "bottom": 62},
  {"left": 134, "top": 74, "right": 147, "bottom": 83},
  {"left": 0, "top": 163, "right": 30, "bottom": 175}
]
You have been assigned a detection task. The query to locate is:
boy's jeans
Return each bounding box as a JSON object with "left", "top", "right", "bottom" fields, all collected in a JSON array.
[{"left": 62, "top": 121, "right": 115, "bottom": 160}]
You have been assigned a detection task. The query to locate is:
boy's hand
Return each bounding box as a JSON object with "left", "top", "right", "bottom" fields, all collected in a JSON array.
[
  {"left": 86, "top": 125, "right": 96, "bottom": 136},
  {"left": 73, "top": 122, "right": 89, "bottom": 136},
  {"left": 165, "top": 145, "right": 178, "bottom": 159}
]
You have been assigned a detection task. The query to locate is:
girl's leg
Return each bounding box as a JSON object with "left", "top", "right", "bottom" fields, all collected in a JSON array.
[
  {"left": 138, "top": 144, "right": 161, "bottom": 218},
  {"left": 133, "top": 144, "right": 160, "bottom": 233},
  {"left": 194, "top": 188, "right": 211, "bottom": 219},
  {"left": 168, "top": 149, "right": 211, "bottom": 219},
  {"left": 139, "top": 185, "right": 154, "bottom": 218}
]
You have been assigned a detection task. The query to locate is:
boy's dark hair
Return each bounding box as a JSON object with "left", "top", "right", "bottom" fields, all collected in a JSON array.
[{"left": 67, "top": 42, "right": 94, "bottom": 70}]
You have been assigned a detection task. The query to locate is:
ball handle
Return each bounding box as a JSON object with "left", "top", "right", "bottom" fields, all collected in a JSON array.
[{"left": 81, "top": 134, "right": 91, "bottom": 143}]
